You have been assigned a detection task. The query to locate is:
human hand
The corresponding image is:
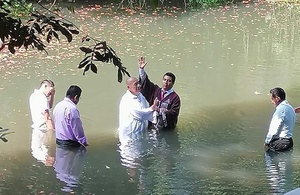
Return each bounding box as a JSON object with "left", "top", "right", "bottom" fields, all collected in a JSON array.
[
  {"left": 138, "top": 57, "right": 147, "bottom": 69},
  {"left": 295, "top": 106, "right": 300, "bottom": 114},
  {"left": 50, "top": 87, "right": 55, "bottom": 96},
  {"left": 160, "top": 108, "right": 168, "bottom": 113},
  {"left": 264, "top": 143, "right": 269, "bottom": 151},
  {"left": 151, "top": 98, "right": 159, "bottom": 111}
]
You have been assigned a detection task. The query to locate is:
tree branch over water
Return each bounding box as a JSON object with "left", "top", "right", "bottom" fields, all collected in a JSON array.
[
  {"left": 0, "top": 0, "right": 130, "bottom": 82},
  {"left": 0, "top": 127, "right": 14, "bottom": 143}
]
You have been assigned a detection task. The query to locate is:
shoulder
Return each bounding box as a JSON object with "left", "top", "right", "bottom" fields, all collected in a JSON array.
[{"left": 170, "top": 91, "right": 181, "bottom": 100}]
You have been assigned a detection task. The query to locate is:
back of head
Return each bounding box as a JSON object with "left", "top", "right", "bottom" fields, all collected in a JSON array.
[
  {"left": 270, "top": 87, "right": 286, "bottom": 101},
  {"left": 66, "top": 85, "right": 82, "bottom": 98},
  {"left": 126, "top": 77, "right": 138, "bottom": 86}
]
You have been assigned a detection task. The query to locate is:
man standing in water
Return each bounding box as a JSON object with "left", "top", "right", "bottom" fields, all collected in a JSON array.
[
  {"left": 264, "top": 87, "right": 295, "bottom": 152},
  {"left": 138, "top": 57, "right": 181, "bottom": 130},
  {"left": 53, "top": 85, "right": 88, "bottom": 147},
  {"left": 29, "top": 79, "right": 55, "bottom": 163},
  {"left": 118, "top": 77, "right": 158, "bottom": 142}
]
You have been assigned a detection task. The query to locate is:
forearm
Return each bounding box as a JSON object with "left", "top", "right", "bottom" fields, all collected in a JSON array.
[
  {"left": 131, "top": 107, "right": 155, "bottom": 121},
  {"left": 72, "top": 118, "right": 88, "bottom": 145},
  {"left": 44, "top": 111, "right": 54, "bottom": 130},
  {"left": 265, "top": 118, "right": 284, "bottom": 144},
  {"left": 49, "top": 95, "right": 54, "bottom": 109},
  {"left": 139, "top": 68, "right": 146, "bottom": 83}
]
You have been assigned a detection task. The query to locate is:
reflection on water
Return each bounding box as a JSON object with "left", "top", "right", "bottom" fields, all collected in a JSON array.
[
  {"left": 118, "top": 128, "right": 158, "bottom": 181},
  {"left": 265, "top": 150, "right": 294, "bottom": 194},
  {"left": 31, "top": 128, "right": 55, "bottom": 166},
  {"left": 54, "top": 145, "right": 87, "bottom": 193}
]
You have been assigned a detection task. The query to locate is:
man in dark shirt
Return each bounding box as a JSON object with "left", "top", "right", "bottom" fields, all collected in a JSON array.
[{"left": 138, "top": 57, "right": 181, "bottom": 130}]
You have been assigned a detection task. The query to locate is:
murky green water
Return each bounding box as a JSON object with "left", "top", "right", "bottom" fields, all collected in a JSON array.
[{"left": 1, "top": 1, "right": 300, "bottom": 194}]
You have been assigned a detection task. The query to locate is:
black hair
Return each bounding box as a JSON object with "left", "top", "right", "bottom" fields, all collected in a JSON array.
[
  {"left": 270, "top": 87, "right": 286, "bottom": 101},
  {"left": 66, "top": 85, "right": 82, "bottom": 98},
  {"left": 40, "top": 79, "right": 54, "bottom": 87},
  {"left": 163, "top": 72, "right": 176, "bottom": 84}
]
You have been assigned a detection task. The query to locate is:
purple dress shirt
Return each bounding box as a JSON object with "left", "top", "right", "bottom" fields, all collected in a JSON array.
[{"left": 53, "top": 97, "right": 88, "bottom": 146}]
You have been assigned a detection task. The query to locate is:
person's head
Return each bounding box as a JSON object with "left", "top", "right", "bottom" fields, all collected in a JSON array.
[
  {"left": 40, "top": 79, "right": 55, "bottom": 97},
  {"left": 269, "top": 87, "right": 286, "bottom": 107},
  {"left": 162, "top": 72, "right": 176, "bottom": 91},
  {"left": 66, "top": 85, "right": 82, "bottom": 105},
  {"left": 126, "top": 77, "right": 140, "bottom": 96}
]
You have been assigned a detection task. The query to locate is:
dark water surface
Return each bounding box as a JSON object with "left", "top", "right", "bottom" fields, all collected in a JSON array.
[{"left": 2, "top": 1, "right": 300, "bottom": 194}]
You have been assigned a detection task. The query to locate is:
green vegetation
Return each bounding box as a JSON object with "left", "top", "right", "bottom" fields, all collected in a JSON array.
[{"left": 3, "top": 0, "right": 33, "bottom": 17}]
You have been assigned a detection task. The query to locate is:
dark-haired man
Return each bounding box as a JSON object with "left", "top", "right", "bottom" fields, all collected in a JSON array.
[
  {"left": 264, "top": 87, "right": 295, "bottom": 152},
  {"left": 53, "top": 85, "right": 88, "bottom": 147},
  {"left": 138, "top": 57, "right": 181, "bottom": 130}
]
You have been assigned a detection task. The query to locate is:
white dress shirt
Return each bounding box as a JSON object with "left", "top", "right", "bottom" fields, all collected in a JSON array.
[{"left": 118, "top": 90, "right": 155, "bottom": 143}]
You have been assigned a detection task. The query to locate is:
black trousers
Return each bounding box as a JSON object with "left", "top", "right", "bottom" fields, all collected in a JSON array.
[{"left": 268, "top": 137, "right": 293, "bottom": 152}]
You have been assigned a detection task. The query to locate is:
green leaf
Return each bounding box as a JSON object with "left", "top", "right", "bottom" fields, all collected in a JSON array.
[
  {"left": 118, "top": 68, "right": 122, "bottom": 83},
  {"left": 83, "top": 64, "right": 90, "bottom": 75},
  {"left": 79, "top": 47, "right": 92, "bottom": 54},
  {"left": 90, "top": 63, "right": 97, "bottom": 74},
  {"left": 78, "top": 58, "right": 90, "bottom": 69}
]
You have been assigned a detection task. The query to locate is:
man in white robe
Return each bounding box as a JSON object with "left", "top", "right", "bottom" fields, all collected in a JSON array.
[{"left": 118, "top": 77, "right": 158, "bottom": 143}]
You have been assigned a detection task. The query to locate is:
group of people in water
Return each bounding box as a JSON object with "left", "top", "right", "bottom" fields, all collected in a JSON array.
[
  {"left": 28, "top": 56, "right": 181, "bottom": 190},
  {"left": 28, "top": 56, "right": 300, "bottom": 163},
  {"left": 29, "top": 57, "right": 181, "bottom": 158},
  {"left": 28, "top": 56, "right": 300, "bottom": 190}
]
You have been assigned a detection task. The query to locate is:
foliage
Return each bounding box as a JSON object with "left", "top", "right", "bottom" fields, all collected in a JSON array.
[
  {"left": 79, "top": 39, "right": 130, "bottom": 82},
  {"left": 187, "top": 0, "right": 224, "bottom": 8},
  {"left": 0, "top": 127, "right": 14, "bottom": 142},
  {"left": 3, "top": 0, "right": 33, "bottom": 17},
  {"left": 0, "top": 0, "right": 130, "bottom": 82}
]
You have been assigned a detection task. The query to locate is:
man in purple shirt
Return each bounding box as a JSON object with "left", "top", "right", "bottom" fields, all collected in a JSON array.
[{"left": 53, "top": 85, "right": 88, "bottom": 147}]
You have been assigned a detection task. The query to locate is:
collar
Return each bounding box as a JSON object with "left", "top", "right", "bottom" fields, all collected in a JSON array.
[
  {"left": 277, "top": 100, "right": 288, "bottom": 108},
  {"left": 126, "top": 90, "right": 140, "bottom": 99},
  {"left": 161, "top": 88, "right": 174, "bottom": 95},
  {"left": 63, "top": 97, "right": 77, "bottom": 106}
]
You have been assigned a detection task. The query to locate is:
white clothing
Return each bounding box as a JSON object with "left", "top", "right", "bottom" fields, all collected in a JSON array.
[
  {"left": 31, "top": 129, "right": 50, "bottom": 162},
  {"left": 29, "top": 89, "right": 50, "bottom": 130},
  {"left": 118, "top": 90, "right": 155, "bottom": 143},
  {"left": 265, "top": 100, "right": 295, "bottom": 144}
]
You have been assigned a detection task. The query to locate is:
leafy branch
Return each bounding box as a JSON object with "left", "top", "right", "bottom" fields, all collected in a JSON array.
[
  {"left": 79, "top": 38, "right": 130, "bottom": 82},
  {"left": 0, "top": 127, "right": 14, "bottom": 143},
  {"left": 0, "top": 0, "right": 130, "bottom": 82}
]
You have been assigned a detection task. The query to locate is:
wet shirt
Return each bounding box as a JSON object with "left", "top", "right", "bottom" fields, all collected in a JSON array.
[
  {"left": 118, "top": 90, "right": 155, "bottom": 143},
  {"left": 29, "top": 89, "right": 50, "bottom": 130},
  {"left": 265, "top": 100, "right": 295, "bottom": 144},
  {"left": 53, "top": 97, "right": 87, "bottom": 146}
]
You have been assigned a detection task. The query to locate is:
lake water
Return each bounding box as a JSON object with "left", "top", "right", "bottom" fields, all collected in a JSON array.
[{"left": 1, "top": 1, "right": 300, "bottom": 194}]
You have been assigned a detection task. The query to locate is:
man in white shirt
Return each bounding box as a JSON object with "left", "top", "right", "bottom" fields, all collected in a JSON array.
[
  {"left": 29, "top": 79, "right": 55, "bottom": 163},
  {"left": 118, "top": 77, "right": 158, "bottom": 143},
  {"left": 264, "top": 87, "right": 295, "bottom": 152}
]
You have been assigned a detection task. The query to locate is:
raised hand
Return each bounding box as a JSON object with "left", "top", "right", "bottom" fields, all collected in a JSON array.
[
  {"left": 138, "top": 57, "right": 147, "bottom": 69},
  {"left": 151, "top": 97, "right": 159, "bottom": 111}
]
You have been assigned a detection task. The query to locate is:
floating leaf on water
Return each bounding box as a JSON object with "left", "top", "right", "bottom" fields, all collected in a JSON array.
[{"left": 254, "top": 91, "right": 262, "bottom": 95}]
